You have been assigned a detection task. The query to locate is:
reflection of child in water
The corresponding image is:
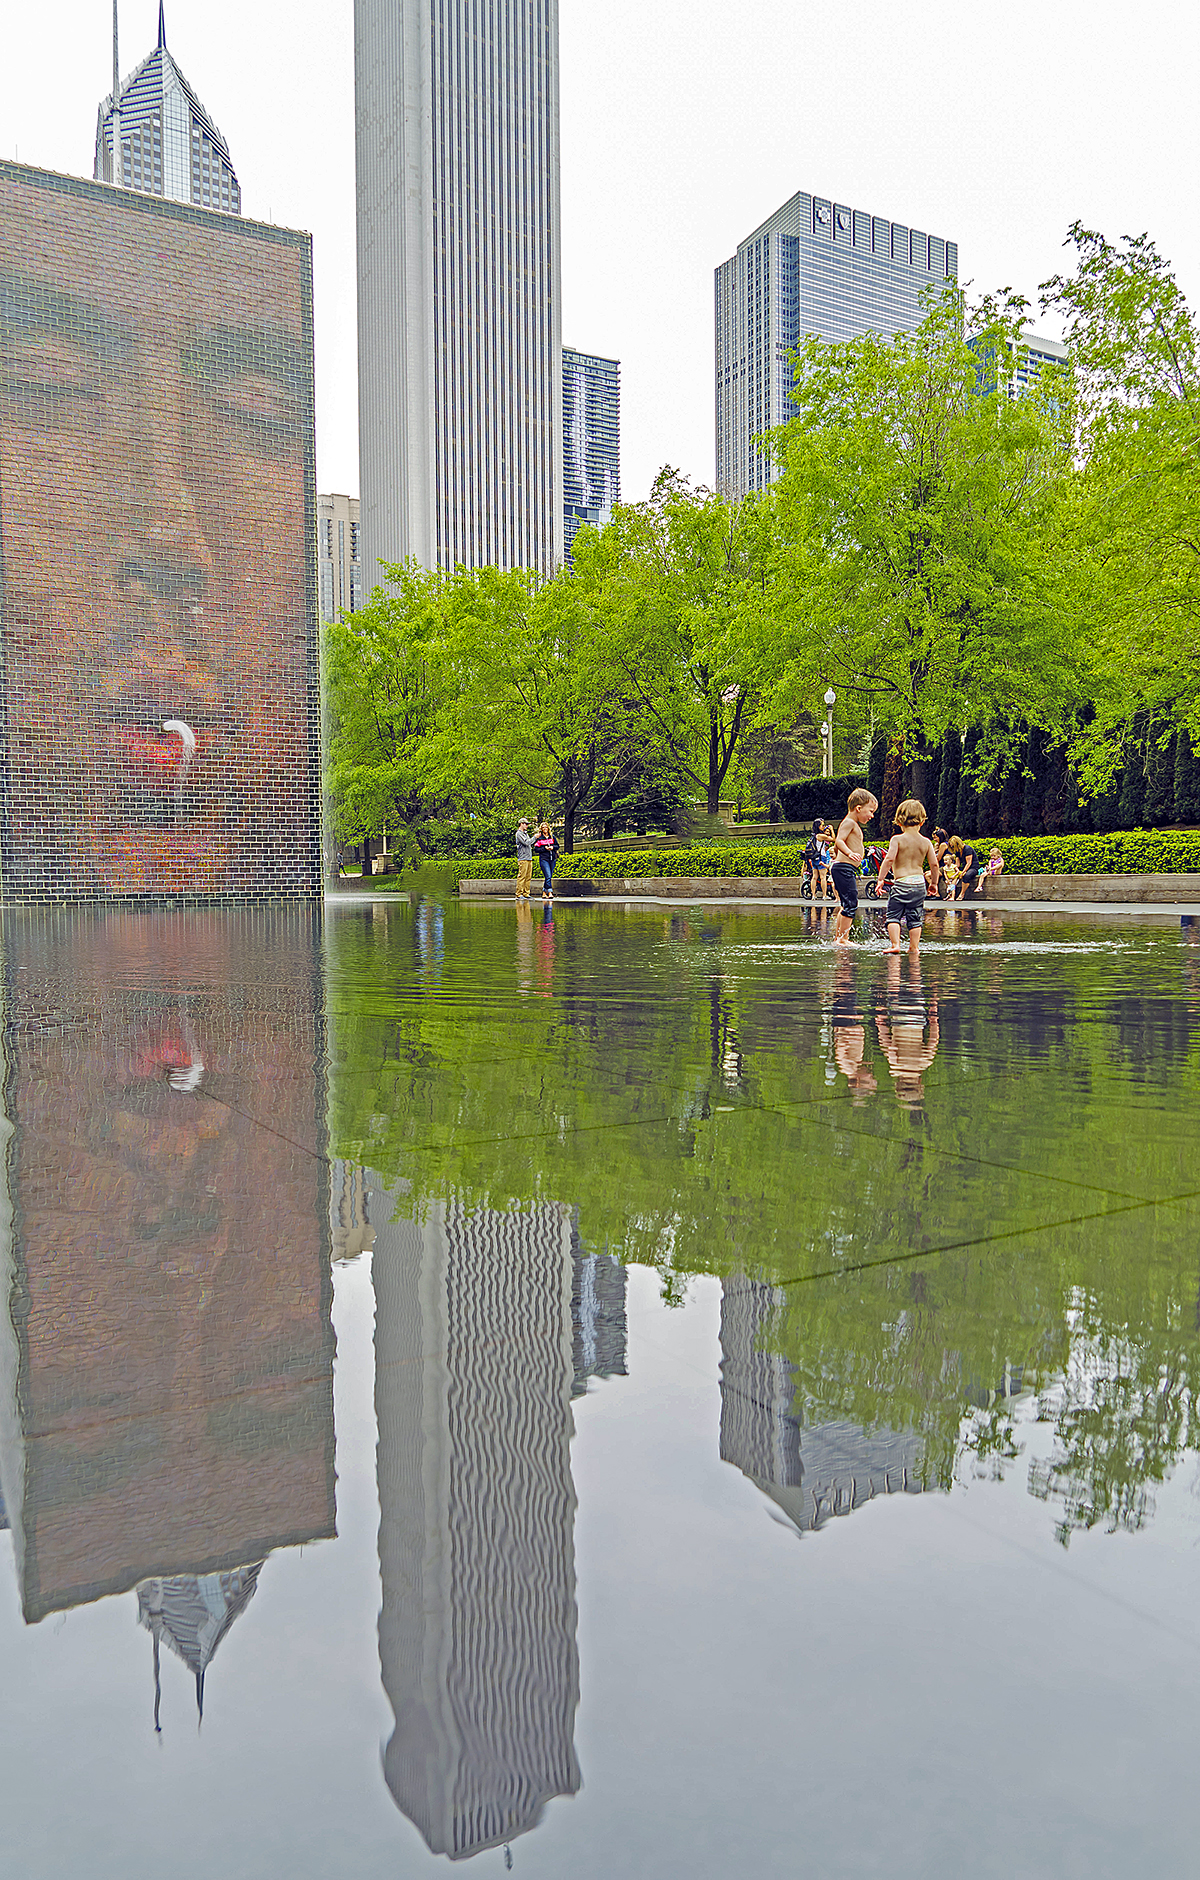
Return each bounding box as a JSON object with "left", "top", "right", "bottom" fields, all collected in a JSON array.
[
  {"left": 830, "top": 955, "right": 877, "bottom": 1102},
  {"left": 875, "top": 956, "right": 940, "bottom": 1109}
]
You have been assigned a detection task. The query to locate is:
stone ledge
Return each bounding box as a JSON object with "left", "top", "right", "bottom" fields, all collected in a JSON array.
[
  {"left": 460, "top": 872, "right": 1200, "bottom": 904},
  {"left": 981, "top": 874, "right": 1200, "bottom": 904}
]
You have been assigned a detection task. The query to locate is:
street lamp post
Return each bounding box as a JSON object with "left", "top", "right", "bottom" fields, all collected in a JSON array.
[{"left": 823, "top": 688, "right": 836, "bottom": 779}]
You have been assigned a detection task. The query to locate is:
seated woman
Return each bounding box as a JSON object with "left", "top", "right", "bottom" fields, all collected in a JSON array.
[
  {"left": 949, "top": 836, "right": 980, "bottom": 900},
  {"left": 931, "top": 827, "right": 951, "bottom": 898}
]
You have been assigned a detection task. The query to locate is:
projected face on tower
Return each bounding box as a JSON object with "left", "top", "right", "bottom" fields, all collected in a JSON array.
[{"left": 0, "top": 169, "right": 316, "bottom": 896}]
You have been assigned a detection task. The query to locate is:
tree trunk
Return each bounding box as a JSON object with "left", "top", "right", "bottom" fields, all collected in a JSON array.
[
  {"left": 563, "top": 802, "right": 575, "bottom": 853},
  {"left": 707, "top": 715, "right": 721, "bottom": 816}
]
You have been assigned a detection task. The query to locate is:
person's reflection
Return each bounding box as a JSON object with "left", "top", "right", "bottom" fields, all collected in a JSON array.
[
  {"left": 368, "top": 1178, "right": 626, "bottom": 1860},
  {"left": 875, "top": 956, "right": 940, "bottom": 1109},
  {"left": 515, "top": 897, "right": 535, "bottom": 992},
  {"left": 829, "top": 953, "right": 877, "bottom": 1103},
  {"left": 534, "top": 899, "right": 556, "bottom": 994},
  {"left": 0, "top": 912, "right": 334, "bottom": 1722}
]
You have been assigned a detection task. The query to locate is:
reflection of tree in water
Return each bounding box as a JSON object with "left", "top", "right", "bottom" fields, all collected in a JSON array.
[
  {"left": 1025, "top": 1293, "right": 1200, "bottom": 1546},
  {"left": 327, "top": 907, "right": 1200, "bottom": 1545}
]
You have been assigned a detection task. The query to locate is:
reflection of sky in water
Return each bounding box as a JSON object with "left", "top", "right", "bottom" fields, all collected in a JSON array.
[{"left": 0, "top": 901, "right": 1199, "bottom": 1877}]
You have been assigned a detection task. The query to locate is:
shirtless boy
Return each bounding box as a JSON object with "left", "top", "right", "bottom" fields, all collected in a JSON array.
[
  {"left": 831, "top": 787, "right": 879, "bottom": 945},
  {"left": 875, "top": 798, "right": 940, "bottom": 958}
]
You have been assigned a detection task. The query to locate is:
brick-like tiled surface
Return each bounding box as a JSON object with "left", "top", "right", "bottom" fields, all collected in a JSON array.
[
  {"left": 0, "top": 163, "right": 320, "bottom": 904},
  {"left": 3, "top": 909, "right": 334, "bottom": 1621}
]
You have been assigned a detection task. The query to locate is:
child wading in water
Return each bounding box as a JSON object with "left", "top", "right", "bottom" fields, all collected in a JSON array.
[
  {"left": 876, "top": 798, "right": 940, "bottom": 958},
  {"left": 831, "top": 787, "right": 879, "bottom": 945}
]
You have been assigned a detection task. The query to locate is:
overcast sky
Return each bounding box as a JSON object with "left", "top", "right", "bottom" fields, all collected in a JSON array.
[{"left": 4, "top": 0, "right": 1198, "bottom": 502}]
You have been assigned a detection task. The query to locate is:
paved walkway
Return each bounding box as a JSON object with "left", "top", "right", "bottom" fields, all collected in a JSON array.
[{"left": 329, "top": 888, "right": 1200, "bottom": 919}]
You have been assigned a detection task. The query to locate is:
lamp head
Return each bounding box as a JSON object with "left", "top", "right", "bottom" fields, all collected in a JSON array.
[{"left": 824, "top": 688, "right": 836, "bottom": 707}]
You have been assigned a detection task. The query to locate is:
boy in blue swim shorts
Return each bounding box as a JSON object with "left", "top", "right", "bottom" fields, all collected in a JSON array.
[
  {"left": 875, "top": 798, "right": 940, "bottom": 959},
  {"left": 831, "top": 787, "right": 878, "bottom": 944}
]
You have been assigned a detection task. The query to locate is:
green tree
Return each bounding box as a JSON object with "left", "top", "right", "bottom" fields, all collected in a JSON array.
[
  {"left": 583, "top": 471, "right": 777, "bottom": 817},
  {"left": 1043, "top": 224, "right": 1200, "bottom": 777},
  {"left": 768, "top": 287, "right": 1083, "bottom": 803},
  {"left": 323, "top": 562, "right": 447, "bottom": 861},
  {"left": 415, "top": 563, "right": 655, "bottom": 852}
]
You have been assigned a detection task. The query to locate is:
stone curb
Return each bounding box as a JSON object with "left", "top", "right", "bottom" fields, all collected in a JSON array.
[{"left": 459, "top": 872, "right": 1200, "bottom": 905}]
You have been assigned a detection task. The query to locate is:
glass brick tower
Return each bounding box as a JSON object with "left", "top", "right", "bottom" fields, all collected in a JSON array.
[
  {"left": 715, "top": 189, "right": 958, "bottom": 498},
  {"left": 354, "top": 0, "right": 562, "bottom": 577},
  {"left": 94, "top": 4, "right": 240, "bottom": 213},
  {"left": 562, "top": 347, "right": 619, "bottom": 562}
]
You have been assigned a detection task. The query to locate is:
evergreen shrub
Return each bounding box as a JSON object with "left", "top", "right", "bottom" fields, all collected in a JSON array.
[
  {"left": 454, "top": 830, "right": 1200, "bottom": 880},
  {"left": 777, "top": 775, "right": 868, "bottom": 823}
]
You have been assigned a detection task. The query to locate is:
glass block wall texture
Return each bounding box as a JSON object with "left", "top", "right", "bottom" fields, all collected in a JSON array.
[
  {"left": 0, "top": 910, "right": 334, "bottom": 1623},
  {"left": 0, "top": 163, "right": 320, "bottom": 903}
]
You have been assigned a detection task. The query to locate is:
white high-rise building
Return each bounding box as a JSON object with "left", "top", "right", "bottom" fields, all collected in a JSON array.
[{"left": 354, "top": 0, "right": 562, "bottom": 579}]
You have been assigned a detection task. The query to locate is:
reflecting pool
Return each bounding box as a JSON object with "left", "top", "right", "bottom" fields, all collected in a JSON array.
[{"left": 1, "top": 898, "right": 1198, "bottom": 1877}]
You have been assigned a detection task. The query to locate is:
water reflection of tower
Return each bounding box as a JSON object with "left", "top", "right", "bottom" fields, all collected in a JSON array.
[
  {"left": 369, "top": 1176, "right": 625, "bottom": 1860},
  {"left": 719, "top": 1276, "right": 925, "bottom": 1531}
]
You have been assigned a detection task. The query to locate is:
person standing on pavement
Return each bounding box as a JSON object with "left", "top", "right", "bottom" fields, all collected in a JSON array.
[
  {"left": 515, "top": 818, "right": 533, "bottom": 899},
  {"left": 534, "top": 821, "right": 558, "bottom": 899}
]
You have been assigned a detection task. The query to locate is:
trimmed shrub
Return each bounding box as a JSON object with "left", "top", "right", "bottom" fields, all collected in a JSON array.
[
  {"left": 983, "top": 830, "right": 1200, "bottom": 875},
  {"left": 1145, "top": 730, "right": 1177, "bottom": 825},
  {"left": 999, "top": 762, "right": 1024, "bottom": 836},
  {"left": 881, "top": 739, "right": 904, "bottom": 833},
  {"left": 1175, "top": 728, "right": 1200, "bottom": 823},
  {"left": 955, "top": 727, "right": 981, "bottom": 835},
  {"left": 1117, "top": 719, "right": 1147, "bottom": 828},
  {"left": 868, "top": 735, "right": 888, "bottom": 809},
  {"left": 1020, "top": 727, "right": 1045, "bottom": 835},
  {"left": 455, "top": 829, "right": 1200, "bottom": 882},
  {"left": 457, "top": 844, "right": 814, "bottom": 881},
  {"left": 935, "top": 727, "right": 960, "bottom": 830},
  {"left": 777, "top": 774, "right": 867, "bottom": 824}
]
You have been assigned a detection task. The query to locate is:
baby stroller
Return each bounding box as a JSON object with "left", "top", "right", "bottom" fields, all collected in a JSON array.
[{"left": 862, "top": 845, "right": 887, "bottom": 899}]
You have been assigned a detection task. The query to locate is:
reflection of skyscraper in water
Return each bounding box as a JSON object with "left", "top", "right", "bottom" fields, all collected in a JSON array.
[
  {"left": 719, "top": 1276, "right": 925, "bottom": 1531},
  {"left": 571, "top": 1224, "right": 628, "bottom": 1398},
  {"left": 0, "top": 914, "right": 335, "bottom": 1723},
  {"left": 369, "top": 1177, "right": 626, "bottom": 1859}
]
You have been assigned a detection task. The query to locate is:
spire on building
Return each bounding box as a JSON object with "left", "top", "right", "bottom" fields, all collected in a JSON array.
[
  {"left": 138, "top": 1563, "right": 264, "bottom": 1729},
  {"left": 94, "top": 15, "right": 241, "bottom": 213}
]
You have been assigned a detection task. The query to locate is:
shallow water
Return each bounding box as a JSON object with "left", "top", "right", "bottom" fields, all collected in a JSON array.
[{"left": 1, "top": 898, "right": 1198, "bottom": 1877}]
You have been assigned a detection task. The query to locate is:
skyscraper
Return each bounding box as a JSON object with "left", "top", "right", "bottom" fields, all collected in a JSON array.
[
  {"left": 95, "top": 5, "right": 241, "bottom": 213},
  {"left": 354, "top": 0, "right": 562, "bottom": 578},
  {"left": 317, "top": 493, "right": 364, "bottom": 623},
  {"left": 562, "top": 347, "right": 620, "bottom": 562},
  {"left": 715, "top": 189, "right": 958, "bottom": 499},
  {"left": 369, "top": 1179, "right": 626, "bottom": 1859}
]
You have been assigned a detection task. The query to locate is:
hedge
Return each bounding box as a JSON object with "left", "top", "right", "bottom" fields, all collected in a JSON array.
[
  {"left": 986, "top": 831, "right": 1200, "bottom": 875},
  {"left": 777, "top": 774, "right": 868, "bottom": 823},
  {"left": 456, "top": 844, "right": 812, "bottom": 880},
  {"left": 454, "top": 829, "right": 1200, "bottom": 882}
]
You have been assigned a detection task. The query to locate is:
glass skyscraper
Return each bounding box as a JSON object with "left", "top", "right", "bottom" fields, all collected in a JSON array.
[
  {"left": 354, "top": 0, "right": 562, "bottom": 578},
  {"left": 94, "top": 5, "right": 240, "bottom": 214},
  {"left": 715, "top": 189, "right": 958, "bottom": 498},
  {"left": 562, "top": 347, "right": 619, "bottom": 562}
]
